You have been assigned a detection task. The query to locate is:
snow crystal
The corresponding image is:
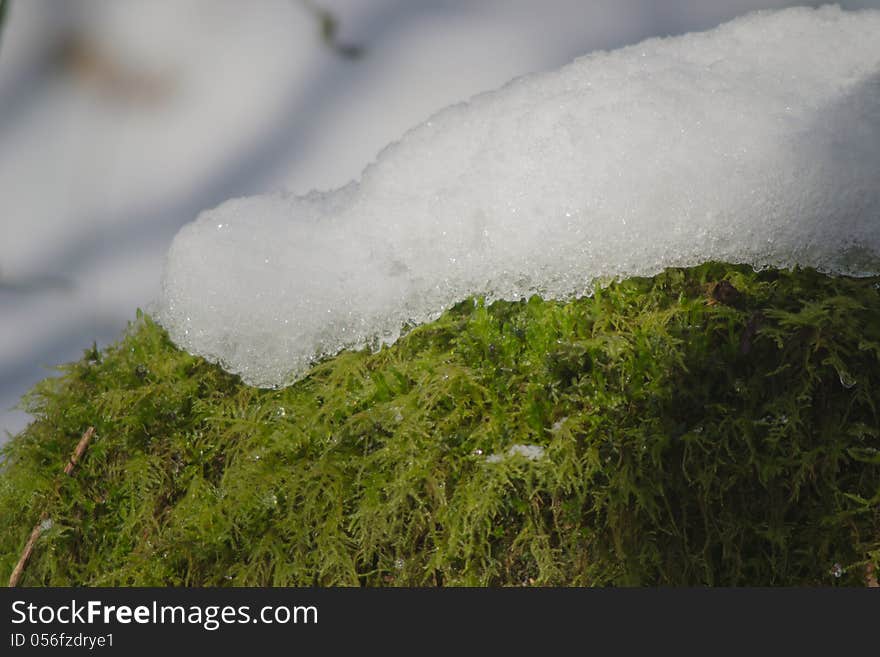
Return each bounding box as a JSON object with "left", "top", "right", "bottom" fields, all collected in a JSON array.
[
  {"left": 156, "top": 6, "right": 880, "bottom": 388},
  {"left": 485, "top": 444, "right": 547, "bottom": 464}
]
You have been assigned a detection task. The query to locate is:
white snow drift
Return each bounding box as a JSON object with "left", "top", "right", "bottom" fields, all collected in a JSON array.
[{"left": 157, "top": 5, "right": 880, "bottom": 388}]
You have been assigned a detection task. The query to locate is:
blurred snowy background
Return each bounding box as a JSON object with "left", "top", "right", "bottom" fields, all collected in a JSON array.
[{"left": 2, "top": 0, "right": 879, "bottom": 443}]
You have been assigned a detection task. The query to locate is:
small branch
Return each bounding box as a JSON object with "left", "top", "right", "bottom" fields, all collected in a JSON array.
[
  {"left": 64, "top": 426, "right": 95, "bottom": 475},
  {"left": 867, "top": 562, "right": 878, "bottom": 588},
  {"left": 7, "top": 512, "right": 48, "bottom": 588},
  {"left": 0, "top": 0, "right": 9, "bottom": 56},
  {"left": 8, "top": 426, "right": 95, "bottom": 587},
  {"left": 299, "top": 0, "right": 364, "bottom": 59}
]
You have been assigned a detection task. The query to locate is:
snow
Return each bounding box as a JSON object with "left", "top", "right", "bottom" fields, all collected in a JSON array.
[
  {"left": 156, "top": 6, "right": 880, "bottom": 389},
  {"left": 4, "top": 1, "right": 880, "bottom": 441},
  {"left": 486, "top": 445, "right": 547, "bottom": 464},
  {"left": 0, "top": 0, "right": 324, "bottom": 438}
]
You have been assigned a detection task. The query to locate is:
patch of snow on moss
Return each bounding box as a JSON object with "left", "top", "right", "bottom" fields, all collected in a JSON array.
[
  {"left": 157, "top": 6, "right": 880, "bottom": 387},
  {"left": 486, "top": 444, "right": 547, "bottom": 464}
]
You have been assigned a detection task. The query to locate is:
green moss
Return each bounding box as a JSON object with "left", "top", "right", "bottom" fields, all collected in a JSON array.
[{"left": 2, "top": 261, "right": 879, "bottom": 586}]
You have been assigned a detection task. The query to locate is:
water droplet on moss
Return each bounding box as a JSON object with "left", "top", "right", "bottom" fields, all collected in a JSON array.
[{"left": 837, "top": 368, "right": 856, "bottom": 389}]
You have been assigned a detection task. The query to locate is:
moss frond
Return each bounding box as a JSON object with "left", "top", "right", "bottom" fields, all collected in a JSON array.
[{"left": 2, "top": 262, "right": 878, "bottom": 586}]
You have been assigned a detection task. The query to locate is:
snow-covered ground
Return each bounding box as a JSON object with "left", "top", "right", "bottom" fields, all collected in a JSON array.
[{"left": 2, "top": 0, "right": 879, "bottom": 441}]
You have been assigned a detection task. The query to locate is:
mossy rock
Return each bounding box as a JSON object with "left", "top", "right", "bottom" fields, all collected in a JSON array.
[{"left": 2, "top": 262, "right": 879, "bottom": 586}]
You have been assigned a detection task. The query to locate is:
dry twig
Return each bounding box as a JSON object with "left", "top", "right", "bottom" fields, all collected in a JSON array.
[{"left": 8, "top": 427, "right": 95, "bottom": 587}]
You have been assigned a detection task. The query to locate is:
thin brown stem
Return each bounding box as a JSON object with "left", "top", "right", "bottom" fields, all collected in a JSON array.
[
  {"left": 64, "top": 426, "right": 95, "bottom": 475},
  {"left": 8, "top": 426, "right": 95, "bottom": 587}
]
